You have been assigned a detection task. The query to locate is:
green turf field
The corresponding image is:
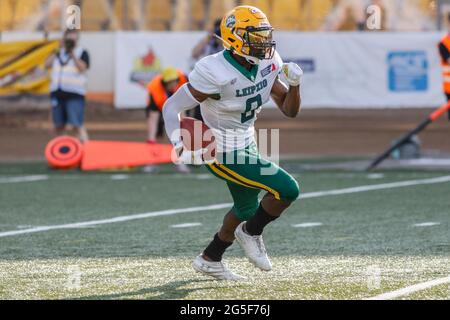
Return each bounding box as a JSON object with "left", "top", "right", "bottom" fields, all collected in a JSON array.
[{"left": 0, "top": 161, "right": 449, "bottom": 300}]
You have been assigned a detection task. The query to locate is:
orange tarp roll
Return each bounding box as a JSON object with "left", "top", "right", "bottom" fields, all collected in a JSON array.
[
  {"left": 45, "top": 136, "right": 84, "bottom": 169},
  {"left": 81, "top": 141, "right": 174, "bottom": 171}
]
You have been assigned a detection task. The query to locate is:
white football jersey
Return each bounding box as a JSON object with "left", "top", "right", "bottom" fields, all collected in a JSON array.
[{"left": 189, "top": 49, "right": 283, "bottom": 152}]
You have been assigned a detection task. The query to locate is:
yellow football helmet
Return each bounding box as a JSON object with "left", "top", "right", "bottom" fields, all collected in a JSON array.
[{"left": 220, "top": 5, "right": 275, "bottom": 64}]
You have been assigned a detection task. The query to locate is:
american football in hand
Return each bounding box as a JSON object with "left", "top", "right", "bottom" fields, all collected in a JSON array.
[{"left": 180, "top": 117, "right": 216, "bottom": 161}]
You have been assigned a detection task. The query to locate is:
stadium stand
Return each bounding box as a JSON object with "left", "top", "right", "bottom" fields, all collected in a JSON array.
[
  {"left": 272, "top": 0, "right": 303, "bottom": 30},
  {"left": 145, "top": 0, "right": 173, "bottom": 31},
  {"left": 81, "top": 0, "right": 112, "bottom": 31},
  {"left": 191, "top": 0, "right": 206, "bottom": 30},
  {"left": 205, "top": 0, "right": 236, "bottom": 29},
  {"left": 0, "top": 0, "right": 44, "bottom": 30},
  {"left": 0, "top": 0, "right": 440, "bottom": 32}
]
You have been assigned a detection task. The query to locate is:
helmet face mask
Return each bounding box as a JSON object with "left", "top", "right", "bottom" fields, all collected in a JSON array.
[{"left": 239, "top": 27, "right": 275, "bottom": 61}]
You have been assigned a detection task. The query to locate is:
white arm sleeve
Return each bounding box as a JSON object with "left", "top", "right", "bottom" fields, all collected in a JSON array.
[{"left": 162, "top": 83, "right": 200, "bottom": 146}]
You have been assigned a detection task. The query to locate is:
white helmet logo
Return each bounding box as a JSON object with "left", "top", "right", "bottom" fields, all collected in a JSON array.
[{"left": 226, "top": 15, "right": 236, "bottom": 28}]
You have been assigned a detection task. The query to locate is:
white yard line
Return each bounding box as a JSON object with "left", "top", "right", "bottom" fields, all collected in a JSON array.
[
  {"left": 413, "top": 222, "right": 441, "bottom": 227},
  {"left": 292, "top": 222, "right": 323, "bottom": 228},
  {"left": 0, "top": 203, "right": 232, "bottom": 237},
  {"left": 366, "top": 276, "right": 450, "bottom": 300},
  {"left": 299, "top": 175, "right": 450, "bottom": 199},
  {"left": 0, "top": 175, "right": 48, "bottom": 184},
  {"left": 0, "top": 175, "right": 449, "bottom": 238},
  {"left": 170, "top": 223, "right": 202, "bottom": 228},
  {"left": 367, "top": 173, "right": 384, "bottom": 180},
  {"left": 195, "top": 174, "right": 213, "bottom": 180},
  {"left": 110, "top": 174, "right": 130, "bottom": 180}
]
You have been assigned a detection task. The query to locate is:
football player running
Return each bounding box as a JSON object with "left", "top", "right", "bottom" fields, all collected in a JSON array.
[{"left": 163, "top": 5, "right": 303, "bottom": 280}]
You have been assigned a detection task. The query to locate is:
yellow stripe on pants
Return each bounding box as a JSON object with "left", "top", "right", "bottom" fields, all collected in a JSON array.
[
  {"left": 207, "top": 163, "right": 256, "bottom": 189},
  {"left": 216, "top": 163, "right": 281, "bottom": 200}
]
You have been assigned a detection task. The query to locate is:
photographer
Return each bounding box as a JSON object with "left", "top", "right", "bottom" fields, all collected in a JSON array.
[{"left": 46, "top": 29, "right": 90, "bottom": 142}]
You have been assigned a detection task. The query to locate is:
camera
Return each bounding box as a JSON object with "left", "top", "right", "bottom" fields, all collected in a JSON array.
[{"left": 64, "top": 38, "right": 75, "bottom": 52}]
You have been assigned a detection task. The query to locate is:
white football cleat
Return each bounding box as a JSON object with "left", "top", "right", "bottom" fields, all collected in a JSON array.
[
  {"left": 234, "top": 222, "right": 272, "bottom": 271},
  {"left": 192, "top": 255, "right": 246, "bottom": 281}
]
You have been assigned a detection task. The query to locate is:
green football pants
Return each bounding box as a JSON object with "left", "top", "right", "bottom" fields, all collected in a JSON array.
[{"left": 206, "top": 143, "right": 300, "bottom": 221}]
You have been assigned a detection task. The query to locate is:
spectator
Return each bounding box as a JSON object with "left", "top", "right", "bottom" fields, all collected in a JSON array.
[
  {"left": 438, "top": 12, "right": 450, "bottom": 120},
  {"left": 191, "top": 19, "right": 223, "bottom": 62},
  {"left": 46, "top": 29, "right": 90, "bottom": 142},
  {"left": 323, "top": 0, "right": 433, "bottom": 32},
  {"left": 382, "top": 0, "right": 434, "bottom": 31},
  {"left": 188, "top": 18, "right": 223, "bottom": 120},
  {"left": 322, "top": 0, "right": 367, "bottom": 31}
]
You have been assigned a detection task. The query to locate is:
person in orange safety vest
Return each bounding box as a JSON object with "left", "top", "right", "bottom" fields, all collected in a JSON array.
[
  {"left": 144, "top": 67, "right": 189, "bottom": 173},
  {"left": 146, "top": 67, "right": 188, "bottom": 143},
  {"left": 438, "top": 15, "right": 450, "bottom": 120}
]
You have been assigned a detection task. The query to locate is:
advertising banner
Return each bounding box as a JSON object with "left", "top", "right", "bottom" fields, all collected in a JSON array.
[{"left": 115, "top": 32, "right": 446, "bottom": 109}]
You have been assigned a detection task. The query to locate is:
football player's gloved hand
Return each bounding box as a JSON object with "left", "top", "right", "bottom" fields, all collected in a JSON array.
[
  {"left": 174, "top": 142, "right": 214, "bottom": 165},
  {"left": 282, "top": 62, "right": 303, "bottom": 87}
]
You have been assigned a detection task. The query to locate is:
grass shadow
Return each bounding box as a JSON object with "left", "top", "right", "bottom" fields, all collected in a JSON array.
[{"left": 74, "top": 279, "right": 225, "bottom": 300}]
